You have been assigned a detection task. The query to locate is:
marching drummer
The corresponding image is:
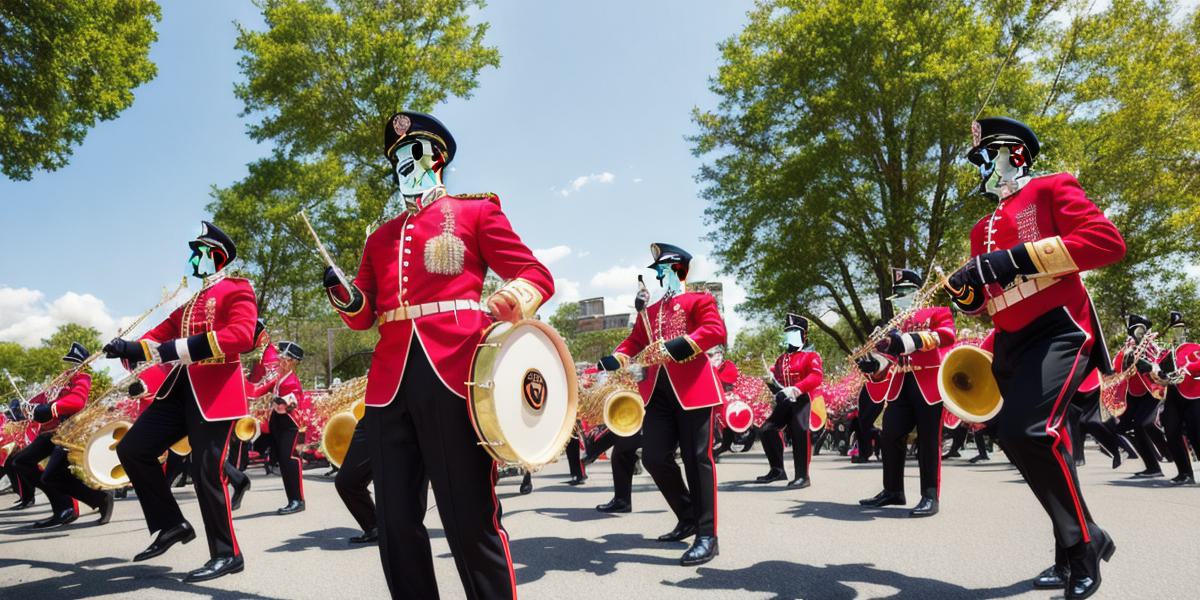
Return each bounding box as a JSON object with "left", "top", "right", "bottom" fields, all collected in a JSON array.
[
  {"left": 322, "top": 111, "right": 553, "bottom": 599},
  {"left": 598, "top": 243, "right": 727, "bottom": 566}
]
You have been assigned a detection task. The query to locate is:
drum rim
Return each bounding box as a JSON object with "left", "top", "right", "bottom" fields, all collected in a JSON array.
[
  {"left": 467, "top": 319, "right": 579, "bottom": 469},
  {"left": 82, "top": 419, "right": 132, "bottom": 490}
]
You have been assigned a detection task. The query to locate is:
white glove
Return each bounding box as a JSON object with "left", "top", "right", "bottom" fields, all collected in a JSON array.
[
  {"left": 627, "top": 363, "right": 646, "bottom": 383},
  {"left": 782, "top": 386, "right": 801, "bottom": 401}
]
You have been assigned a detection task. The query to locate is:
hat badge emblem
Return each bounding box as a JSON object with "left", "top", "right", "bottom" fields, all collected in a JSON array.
[
  {"left": 392, "top": 114, "right": 411, "bottom": 137},
  {"left": 971, "top": 121, "right": 982, "bottom": 146}
]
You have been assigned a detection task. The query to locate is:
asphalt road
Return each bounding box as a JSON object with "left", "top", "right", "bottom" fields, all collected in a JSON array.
[{"left": 1, "top": 444, "right": 1197, "bottom": 599}]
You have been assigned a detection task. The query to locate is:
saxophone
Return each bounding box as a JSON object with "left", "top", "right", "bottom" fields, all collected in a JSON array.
[{"left": 52, "top": 363, "right": 153, "bottom": 490}]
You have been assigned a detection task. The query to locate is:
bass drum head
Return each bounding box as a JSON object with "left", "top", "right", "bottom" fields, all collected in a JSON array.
[
  {"left": 723, "top": 400, "right": 753, "bottom": 433},
  {"left": 84, "top": 420, "right": 132, "bottom": 489},
  {"left": 472, "top": 320, "right": 577, "bottom": 467}
]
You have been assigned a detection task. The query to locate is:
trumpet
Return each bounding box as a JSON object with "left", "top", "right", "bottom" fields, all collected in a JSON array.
[{"left": 939, "top": 343, "right": 1002, "bottom": 424}]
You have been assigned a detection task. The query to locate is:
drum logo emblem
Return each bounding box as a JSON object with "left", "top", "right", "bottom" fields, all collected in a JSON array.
[{"left": 522, "top": 369, "right": 547, "bottom": 411}]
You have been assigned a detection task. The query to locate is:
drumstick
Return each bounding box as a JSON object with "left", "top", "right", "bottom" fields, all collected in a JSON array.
[{"left": 298, "top": 210, "right": 351, "bottom": 291}]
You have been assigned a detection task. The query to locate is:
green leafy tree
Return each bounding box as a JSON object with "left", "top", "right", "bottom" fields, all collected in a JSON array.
[
  {"left": 0, "top": 324, "right": 112, "bottom": 402},
  {"left": 0, "top": 0, "right": 160, "bottom": 180},
  {"left": 694, "top": 0, "right": 1200, "bottom": 357},
  {"left": 209, "top": 0, "right": 500, "bottom": 383}
]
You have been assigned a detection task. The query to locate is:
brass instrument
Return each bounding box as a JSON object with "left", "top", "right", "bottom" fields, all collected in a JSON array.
[
  {"left": 846, "top": 268, "right": 949, "bottom": 373},
  {"left": 939, "top": 344, "right": 1002, "bottom": 424},
  {"left": 315, "top": 376, "right": 368, "bottom": 468},
  {"left": 234, "top": 365, "right": 282, "bottom": 443},
  {"left": 1099, "top": 333, "right": 1161, "bottom": 420},
  {"left": 52, "top": 363, "right": 153, "bottom": 489},
  {"left": 578, "top": 278, "right": 661, "bottom": 437}
]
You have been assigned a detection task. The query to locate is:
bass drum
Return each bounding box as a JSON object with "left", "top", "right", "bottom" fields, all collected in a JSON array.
[
  {"left": 69, "top": 420, "right": 132, "bottom": 490},
  {"left": 721, "top": 398, "right": 754, "bottom": 433},
  {"left": 467, "top": 319, "right": 578, "bottom": 470},
  {"left": 809, "top": 394, "right": 828, "bottom": 432}
]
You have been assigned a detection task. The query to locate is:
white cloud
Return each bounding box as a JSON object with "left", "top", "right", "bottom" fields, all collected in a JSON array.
[
  {"left": 533, "top": 245, "right": 572, "bottom": 265},
  {"left": 554, "top": 278, "right": 582, "bottom": 303},
  {"left": 589, "top": 264, "right": 643, "bottom": 291},
  {"left": 557, "top": 171, "right": 615, "bottom": 197},
  {"left": 633, "top": 178, "right": 644, "bottom": 183},
  {"left": 0, "top": 288, "right": 123, "bottom": 347}
]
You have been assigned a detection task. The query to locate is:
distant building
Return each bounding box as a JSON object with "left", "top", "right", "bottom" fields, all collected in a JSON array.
[
  {"left": 576, "top": 297, "right": 632, "bottom": 332},
  {"left": 688, "top": 280, "right": 725, "bottom": 314}
]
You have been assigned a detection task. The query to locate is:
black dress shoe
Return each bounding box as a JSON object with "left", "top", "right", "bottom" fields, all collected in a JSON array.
[
  {"left": 183, "top": 554, "right": 244, "bottom": 583},
  {"left": 680, "top": 535, "right": 718, "bottom": 566},
  {"left": 277, "top": 500, "right": 305, "bottom": 515},
  {"left": 657, "top": 521, "right": 698, "bottom": 542},
  {"left": 850, "top": 455, "right": 866, "bottom": 464},
  {"left": 1065, "top": 528, "right": 1115, "bottom": 599},
  {"left": 1074, "top": 456, "right": 1086, "bottom": 467},
  {"left": 1170, "top": 473, "right": 1195, "bottom": 485},
  {"left": 231, "top": 477, "right": 251, "bottom": 511},
  {"left": 1110, "top": 451, "right": 1122, "bottom": 470},
  {"left": 595, "top": 498, "right": 631, "bottom": 513},
  {"left": 8, "top": 497, "right": 35, "bottom": 510},
  {"left": 859, "top": 490, "right": 905, "bottom": 507},
  {"left": 519, "top": 477, "right": 533, "bottom": 495},
  {"left": 349, "top": 528, "right": 378, "bottom": 544},
  {"left": 754, "top": 468, "right": 787, "bottom": 483},
  {"left": 1033, "top": 564, "right": 1069, "bottom": 589},
  {"left": 565, "top": 475, "right": 587, "bottom": 486},
  {"left": 134, "top": 521, "right": 196, "bottom": 561},
  {"left": 909, "top": 497, "right": 939, "bottom": 517},
  {"left": 115, "top": 487, "right": 129, "bottom": 499},
  {"left": 1132, "top": 469, "right": 1163, "bottom": 478},
  {"left": 968, "top": 454, "right": 990, "bottom": 464},
  {"left": 96, "top": 491, "right": 115, "bottom": 525},
  {"left": 31, "top": 508, "right": 78, "bottom": 529},
  {"left": 787, "top": 477, "right": 810, "bottom": 489}
]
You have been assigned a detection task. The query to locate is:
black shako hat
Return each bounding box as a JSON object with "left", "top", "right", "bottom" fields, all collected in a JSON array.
[
  {"left": 254, "top": 318, "right": 267, "bottom": 345},
  {"left": 1126, "top": 313, "right": 1152, "bottom": 332},
  {"left": 277, "top": 341, "right": 304, "bottom": 361},
  {"left": 891, "top": 268, "right": 924, "bottom": 292},
  {"left": 970, "top": 117, "right": 1041, "bottom": 162},
  {"left": 384, "top": 111, "right": 456, "bottom": 167},
  {"left": 1168, "top": 311, "right": 1186, "bottom": 329},
  {"left": 63, "top": 342, "right": 90, "bottom": 364},
  {"left": 785, "top": 313, "right": 809, "bottom": 334},
  {"left": 648, "top": 243, "right": 692, "bottom": 268},
  {"left": 190, "top": 221, "right": 237, "bottom": 268}
]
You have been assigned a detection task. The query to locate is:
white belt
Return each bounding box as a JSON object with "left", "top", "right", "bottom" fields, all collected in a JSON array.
[
  {"left": 377, "top": 299, "right": 483, "bottom": 325},
  {"left": 986, "top": 277, "right": 1060, "bottom": 317}
]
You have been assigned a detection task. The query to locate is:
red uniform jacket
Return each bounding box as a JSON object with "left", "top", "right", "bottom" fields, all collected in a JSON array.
[
  {"left": 869, "top": 307, "right": 956, "bottom": 404},
  {"left": 615, "top": 291, "right": 727, "bottom": 410},
  {"left": 248, "top": 344, "right": 279, "bottom": 385},
  {"left": 1077, "top": 368, "right": 1102, "bottom": 395},
  {"left": 331, "top": 194, "right": 554, "bottom": 405},
  {"left": 1112, "top": 346, "right": 1165, "bottom": 399},
  {"left": 140, "top": 275, "right": 259, "bottom": 421},
  {"left": 250, "top": 371, "right": 308, "bottom": 427},
  {"left": 1162, "top": 342, "right": 1200, "bottom": 399},
  {"left": 966, "top": 173, "right": 1125, "bottom": 365},
  {"left": 771, "top": 350, "right": 823, "bottom": 398},
  {"left": 37, "top": 372, "right": 91, "bottom": 432}
]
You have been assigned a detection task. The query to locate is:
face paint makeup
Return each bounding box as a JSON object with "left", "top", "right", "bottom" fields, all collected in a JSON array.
[
  {"left": 189, "top": 244, "right": 217, "bottom": 279},
  {"left": 978, "top": 145, "right": 1030, "bottom": 201},
  {"left": 394, "top": 140, "right": 442, "bottom": 198},
  {"left": 785, "top": 330, "right": 805, "bottom": 349},
  {"left": 655, "top": 264, "right": 684, "bottom": 294},
  {"left": 892, "top": 291, "right": 915, "bottom": 312}
]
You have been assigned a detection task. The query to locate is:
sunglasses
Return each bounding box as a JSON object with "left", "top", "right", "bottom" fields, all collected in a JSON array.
[{"left": 967, "top": 143, "right": 1028, "bottom": 170}]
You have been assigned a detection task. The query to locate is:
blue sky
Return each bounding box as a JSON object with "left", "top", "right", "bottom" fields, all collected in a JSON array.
[{"left": 0, "top": 1, "right": 755, "bottom": 350}]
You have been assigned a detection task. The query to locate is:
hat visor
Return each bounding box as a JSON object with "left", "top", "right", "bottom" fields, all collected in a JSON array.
[{"left": 886, "top": 285, "right": 919, "bottom": 301}]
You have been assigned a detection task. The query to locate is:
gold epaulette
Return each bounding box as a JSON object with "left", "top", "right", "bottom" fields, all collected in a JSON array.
[{"left": 453, "top": 192, "right": 498, "bottom": 200}]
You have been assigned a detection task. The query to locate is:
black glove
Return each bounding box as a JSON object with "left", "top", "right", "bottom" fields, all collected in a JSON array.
[
  {"left": 856, "top": 355, "right": 881, "bottom": 374},
  {"left": 32, "top": 404, "right": 53, "bottom": 423},
  {"left": 598, "top": 355, "right": 621, "bottom": 372},
  {"left": 875, "top": 330, "right": 905, "bottom": 356},
  {"left": 1136, "top": 359, "right": 1153, "bottom": 374},
  {"left": 663, "top": 337, "right": 697, "bottom": 362},
  {"left": 103, "top": 338, "right": 145, "bottom": 362},
  {"left": 8, "top": 399, "right": 25, "bottom": 421},
  {"left": 774, "top": 390, "right": 790, "bottom": 404},
  {"left": 949, "top": 248, "right": 1032, "bottom": 289},
  {"left": 634, "top": 287, "right": 650, "bottom": 312},
  {"left": 324, "top": 266, "right": 364, "bottom": 313},
  {"left": 128, "top": 381, "right": 146, "bottom": 397},
  {"left": 1122, "top": 352, "right": 1135, "bottom": 370}
]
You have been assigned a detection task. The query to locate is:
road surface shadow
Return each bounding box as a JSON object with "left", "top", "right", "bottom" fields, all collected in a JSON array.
[
  {"left": 1106, "top": 478, "right": 1180, "bottom": 489},
  {"left": 509, "top": 533, "right": 680, "bottom": 583},
  {"left": 0, "top": 556, "right": 285, "bottom": 599},
  {"left": 265, "top": 527, "right": 378, "bottom": 553},
  {"left": 782, "top": 500, "right": 910, "bottom": 522},
  {"left": 670, "top": 560, "right": 1030, "bottom": 600},
  {"left": 533, "top": 506, "right": 668, "bottom": 523}
]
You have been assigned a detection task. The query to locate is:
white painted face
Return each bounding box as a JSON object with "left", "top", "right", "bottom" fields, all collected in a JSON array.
[
  {"left": 784, "top": 330, "right": 805, "bottom": 349},
  {"left": 977, "top": 146, "right": 1030, "bottom": 201},
  {"left": 393, "top": 139, "right": 442, "bottom": 197},
  {"left": 708, "top": 350, "right": 724, "bottom": 368}
]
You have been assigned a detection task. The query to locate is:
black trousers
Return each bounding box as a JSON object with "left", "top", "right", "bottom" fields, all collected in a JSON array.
[
  {"left": 640, "top": 371, "right": 717, "bottom": 536},
  {"left": 1075, "top": 391, "right": 1124, "bottom": 457},
  {"left": 367, "top": 343, "right": 515, "bottom": 600},
  {"left": 269, "top": 412, "right": 304, "bottom": 502},
  {"left": 565, "top": 431, "right": 585, "bottom": 479},
  {"left": 856, "top": 389, "right": 884, "bottom": 459},
  {"left": 116, "top": 370, "right": 240, "bottom": 559},
  {"left": 948, "top": 427, "right": 969, "bottom": 454},
  {"left": 335, "top": 416, "right": 376, "bottom": 532},
  {"left": 4, "top": 452, "right": 34, "bottom": 503},
  {"left": 11, "top": 433, "right": 83, "bottom": 513},
  {"left": 43, "top": 445, "right": 108, "bottom": 510},
  {"left": 609, "top": 432, "right": 642, "bottom": 503},
  {"left": 761, "top": 395, "right": 812, "bottom": 478},
  {"left": 714, "top": 427, "right": 737, "bottom": 455},
  {"left": 991, "top": 309, "right": 1099, "bottom": 549},
  {"left": 880, "top": 375, "right": 943, "bottom": 500},
  {"left": 163, "top": 451, "right": 190, "bottom": 484},
  {"left": 253, "top": 432, "right": 275, "bottom": 467},
  {"left": 1123, "top": 394, "right": 1169, "bottom": 471},
  {"left": 1162, "top": 388, "right": 1200, "bottom": 478}
]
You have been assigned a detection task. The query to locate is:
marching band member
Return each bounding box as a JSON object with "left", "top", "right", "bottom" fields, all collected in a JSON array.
[
  {"left": 563, "top": 430, "right": 587, "bottom": 486},
  {"left": 334, "top": 414, "right": 377, "bottom": 543},
  {"left": 755, "top": 315, "right": 822, "bottom": 488},
  {"left": 323, "top": 111, "right": 553, "bottom": 599},
  {"left": 105, "top": 220, "right": 257, "bottom": 582},
  {"left": 1113, "top": 314, "right": 1169, "bottom": 478},
  {"left": 10, "top": 343, "right": 115, "bottom": 528},
  {"left": 710, "top": 347, "right": 743, "bottom": 458},
  {"left": 858, "top": 269, "right": 955, "bottom": 517},
  {"left": 227, "top": 318, "right": 273, "bottom": 482},
  {"left": 851, "top": 381, "right": 884, "bottom": 464},
  {"left": 599, "top": 242, "right": 726, "bottom": 566},
  {"left": 247, "top": 341, "right": 308, "bottom": 514},
  {"left": 1155, "top": 311, "right": 1200, "bottom": 485},
  {"left": 945, "top": 116, "right": 1125, "bottom": 597},
  {"left": 589, "top": 426, "right": 642, "bottom": 514}
]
